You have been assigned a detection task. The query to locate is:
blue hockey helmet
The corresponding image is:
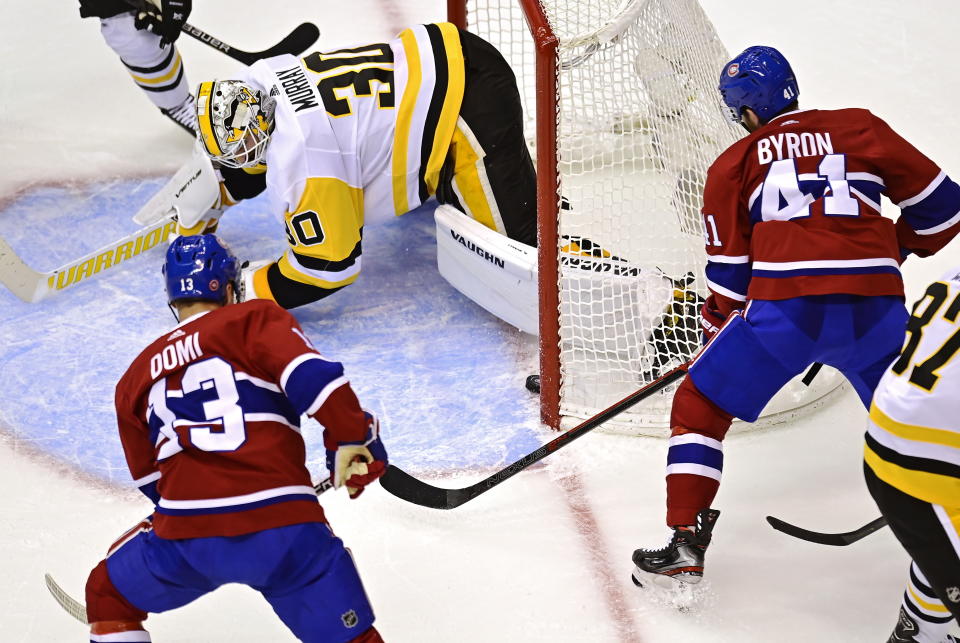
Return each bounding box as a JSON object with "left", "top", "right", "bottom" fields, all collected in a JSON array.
[
  {"left": 718, "top": 46, "right": 798, "bottom": 124},
  {"left": 163, "top": 234, "right": 239, "bottom": 305}
]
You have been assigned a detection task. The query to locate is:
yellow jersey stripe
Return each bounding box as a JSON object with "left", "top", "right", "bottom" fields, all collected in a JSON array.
[
  {"left": 129, "top": 53, "right": 183, "bottom": 85},
  {"left": 392, "top": 29, "right": 421, "bottom": 215},
  {"left": 871, "top": 403, "right": 960, "bottom": 450},
  {"left": 907, "top": 586, "right": 951, "bottom": 614},
  {"left": 450, "top": 127, "right": 497, "bottom": 231},
  {"left": 288, "top": 177, "right": 364, "bottom": 261},
  {"left": 423, "top": 23, "right": 465, "bottom": 196},
  {"left": 864, "top": 443, "right": 960, "bottom": 507},
  {"left": 251, "top": 264, "right": 276, "bottom": 302}
]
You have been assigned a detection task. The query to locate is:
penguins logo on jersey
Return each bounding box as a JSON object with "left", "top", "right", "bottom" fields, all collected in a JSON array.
[{"left": 948, "top": 586, "right": 960, "bottom": 603}]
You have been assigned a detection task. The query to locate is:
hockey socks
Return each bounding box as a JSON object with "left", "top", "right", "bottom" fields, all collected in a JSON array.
[
  {"left": 888, "top": 562, "right": 956, "bottom": 643},
  {"left": 99, "top": 12, "right": 191, "bottom": 111},
  {"left": 665, "top": 378, "right": 732, "bottom": 526}
]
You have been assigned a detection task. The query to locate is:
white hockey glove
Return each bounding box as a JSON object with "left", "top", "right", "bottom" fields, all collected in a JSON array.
[
  {"left": 237, "top": 260, "right": 273, "bottom": 302},
  {"left": 325, "top": 413, "right": 388, "bottom": 499}
]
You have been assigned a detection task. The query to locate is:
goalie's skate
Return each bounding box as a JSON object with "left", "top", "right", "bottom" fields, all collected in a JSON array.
[
  {"left": 559, "top": 235, "right": 642, "bottom": 277},
  {"left": 886, "top": 605, "right": 959, "bottom": 643},
  {"left": 631, "top": 508, "right": 720, "bottom": 589},
  {"left": 160, "top": 93, "right": 198, "bottom": 136}
]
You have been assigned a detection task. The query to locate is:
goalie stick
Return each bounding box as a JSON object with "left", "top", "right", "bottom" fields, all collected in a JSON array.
[
  {"left": 379, "top": 362, "right": 689, "bottom": 510},
  {"left": 123, "top": 0, "right": 320, "bottom": 66},
  {"left": 0, "top": 214, "right": 177, "bottom": 303},
  {"left": 0, "top": 147, "right": 218, "bottom": 303},
  {"left": 44, "top": 479, "right": 334, "bottom": 625},
  {"left": 766, "top": 514, "right": 887, "bottom": 546}
]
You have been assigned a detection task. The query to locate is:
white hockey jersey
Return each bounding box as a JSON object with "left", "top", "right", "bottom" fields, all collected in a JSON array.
[
  {"left": 242, "top": 23, "right": 464, "bottom": 293},
  {"left": 865, "top": 265, "right": 960, "bottom": 506}
]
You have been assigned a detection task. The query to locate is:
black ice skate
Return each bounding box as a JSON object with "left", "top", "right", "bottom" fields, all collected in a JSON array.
[
  {"left": 559, "top": 234, "right": 642, "bottom": 277},
  {"left": 886, "top": 605, "right": 958, "bottom": 642},
  {"left": 160, "top": 94, "right": 198, "bottom": 137},
  {"left": 631, "top": 508, "right": 720, "bottom": 589}
]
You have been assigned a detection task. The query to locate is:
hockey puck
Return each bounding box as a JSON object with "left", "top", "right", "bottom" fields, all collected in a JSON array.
[{"left": 525, "top": 374, "right": 541, "bottom": 394}]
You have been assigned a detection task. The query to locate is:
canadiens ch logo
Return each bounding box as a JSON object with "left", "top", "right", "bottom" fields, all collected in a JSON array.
[
  {"left": 947, "top": 586, "right": 960, "bottom": 603},
  {"left": 727, "top": 63, "right": 739, "bottom": 77},
  {"left": 209, "top": 278, "right": 220, "bottom": 291},
  {"left": 341, "top": 609, "right": 359, "bottom": 628}
]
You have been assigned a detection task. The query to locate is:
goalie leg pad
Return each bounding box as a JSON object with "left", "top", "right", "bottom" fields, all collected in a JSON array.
[{"left": 435, "top": 204, "right": 537, "bottom": 334}]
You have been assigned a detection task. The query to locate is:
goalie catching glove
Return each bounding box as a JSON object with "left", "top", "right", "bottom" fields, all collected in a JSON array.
[{"left": 326, "top": 412, "right": 388, "bottom": 498}]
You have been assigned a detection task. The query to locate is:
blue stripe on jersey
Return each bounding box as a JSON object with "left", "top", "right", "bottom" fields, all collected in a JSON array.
[
  {"left": 154, "top": 493, "right": 319, "bottom": 516},
  {"left": 284, "top": 358, "right": 346, "bottom": 415},
  {"left": 667, "top": 442, "right": 724, "bottom": 470},
  {"left": 164, "top": 384, "right": 300, "bottom": 429},
  {"left": 140, "top": 480, "right": 160, "bottom": 504},
  {"left": 752, "top": 265, "right": 901, "bottom": 278},
  {"left": 234, "top": 381, "right": 300, "bottom": 426},
  {"left": 748, "top": 178, "right": 886, "bottom": 222},
  {"left": 900, "top": 175, "right": 960, "bottom": 232},
  {"left": 705, "top": 261, "right": 751, "bottom": 298},
  {"left": 147, "top": 415, "right": 162, "bottom": 446},
  {"left": 848, "top": 181, "right": 884, "bottom": 208}
]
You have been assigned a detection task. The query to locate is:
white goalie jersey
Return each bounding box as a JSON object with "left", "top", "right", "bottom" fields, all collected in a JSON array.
[
  {"left": 240, "top": 23, "right": 465, "bottom": 298},
  {"left": 866, "top": 265, "right": 960, "bottom": 507}
]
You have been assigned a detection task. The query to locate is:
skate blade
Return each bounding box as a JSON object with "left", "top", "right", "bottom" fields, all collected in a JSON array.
[{"left": 631, "top": 566, "right": 700, "bottom": 612}]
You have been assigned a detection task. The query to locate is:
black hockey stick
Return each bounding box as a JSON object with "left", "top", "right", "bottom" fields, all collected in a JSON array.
[
  {"left": 380, "top": 363, "right": 689, "bottom": 510},
  {"left": 179, "top": 22, "right": 320, "bottom": 66},
  {"left": 766, "top": 515, "right": 887, "bottom": 546},
  {"left": 123, "top": 1, "right": 319, "bottom": 65}
]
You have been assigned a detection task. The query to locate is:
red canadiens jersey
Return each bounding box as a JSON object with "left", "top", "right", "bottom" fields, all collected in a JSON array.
[
  {"left": 702, "top": 108, "right": 960, "bottom": 313},
  {"left": 114, "top": 299, "right": 369, "bottom": 539}
]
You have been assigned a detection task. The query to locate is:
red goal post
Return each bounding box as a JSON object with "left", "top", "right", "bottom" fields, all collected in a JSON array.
[{"left": 447, "top": 0, "right": 844, "bottom": 432}]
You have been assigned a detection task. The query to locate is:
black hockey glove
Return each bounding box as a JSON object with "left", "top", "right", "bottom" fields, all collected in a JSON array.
[{"left": 134, "top": 0, "right": 192, "bottom": 46}]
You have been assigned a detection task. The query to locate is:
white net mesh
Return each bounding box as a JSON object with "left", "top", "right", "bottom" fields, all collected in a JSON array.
[{"left": 465, "top": 0, "right": 844, "bottom": 432}]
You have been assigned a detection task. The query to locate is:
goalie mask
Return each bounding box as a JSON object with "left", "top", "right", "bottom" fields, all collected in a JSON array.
[{"left": 196, "top": 80, "right": 276, "bottom": 168}]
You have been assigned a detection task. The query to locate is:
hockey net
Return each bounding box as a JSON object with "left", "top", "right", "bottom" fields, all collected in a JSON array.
[{"left": 450, "top": 0, "right": 843, "bottom": 433}]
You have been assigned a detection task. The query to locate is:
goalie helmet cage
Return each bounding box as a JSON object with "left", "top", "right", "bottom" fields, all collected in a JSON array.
[{"left": 449, "top": 0, "right": 843, "bottom": 433}]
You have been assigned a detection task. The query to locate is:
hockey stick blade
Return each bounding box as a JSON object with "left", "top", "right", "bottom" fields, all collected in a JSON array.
[
  {"left": 380, "top": 363, "right": 689, "bottom": 510},
  {"left": 2, "top": 146, "right": 220, "bottom": 302},
  {"left": 180, "top": 22, "right": 319, "bottom": 66},
  {"left": 765, "top": 515, "right": 888, "bottom": 546},
  {"left": 44, "top": 573, "right": 88, "bottom": 624},
  {"left": 0, "top": 214, "right": 177, "bottom": 303}
]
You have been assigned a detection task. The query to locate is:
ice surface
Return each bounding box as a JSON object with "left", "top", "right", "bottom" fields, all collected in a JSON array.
[{"left": 2, "top": 0, "right": 960, "bottom": 641}]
